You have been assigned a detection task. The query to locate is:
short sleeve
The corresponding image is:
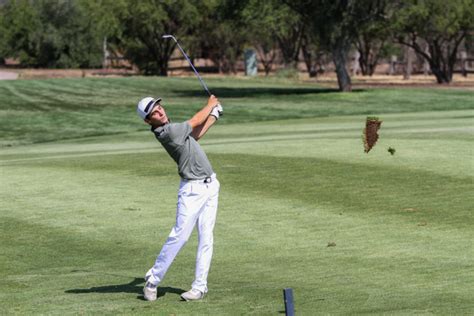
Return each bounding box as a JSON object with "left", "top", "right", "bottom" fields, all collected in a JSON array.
[{"left": 168, "top": 122, "right": 192, "bottom": 145}]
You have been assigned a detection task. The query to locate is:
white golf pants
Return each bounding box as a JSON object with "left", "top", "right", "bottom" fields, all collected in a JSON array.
[{"left": 147, "top": 174, "right": 220, "bottom": 293}]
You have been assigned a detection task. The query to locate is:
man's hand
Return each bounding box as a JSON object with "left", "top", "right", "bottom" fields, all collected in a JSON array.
[
  {"left": 189, "top": 95, "right": 220, "bottom": 129},
  {"left": 210, "top": 104, "right": 223, "bottom": 120},
  {"left": 208, "top": 95, "right": 219, "bottom": 108}
]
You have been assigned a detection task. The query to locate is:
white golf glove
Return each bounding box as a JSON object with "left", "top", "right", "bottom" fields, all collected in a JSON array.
[{"left": 210, "top": 103, "right": 223, "bottom": 120}]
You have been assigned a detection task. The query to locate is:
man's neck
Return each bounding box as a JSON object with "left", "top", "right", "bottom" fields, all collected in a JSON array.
[{"left": 151, "top": 121, "right": 169, "bottom": 130}]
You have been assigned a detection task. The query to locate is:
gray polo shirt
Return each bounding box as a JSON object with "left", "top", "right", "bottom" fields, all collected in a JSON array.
[{"left": 152, "top": 122, "right": 214, "bottom": 180}]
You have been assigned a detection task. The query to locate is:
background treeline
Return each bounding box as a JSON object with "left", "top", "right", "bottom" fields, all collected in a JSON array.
[{"left": 0, "top": 0, "right": 472, "bottom": 91}]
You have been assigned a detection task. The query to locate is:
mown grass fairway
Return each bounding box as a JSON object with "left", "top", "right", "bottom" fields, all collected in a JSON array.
[{"left": 1, "top": 77, "right": 473, "bottom": 315}]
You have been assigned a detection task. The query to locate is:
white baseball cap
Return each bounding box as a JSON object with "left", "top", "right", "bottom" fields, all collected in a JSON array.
[{"left": 137, "top": 96, "right": 162, "bottom": 120}]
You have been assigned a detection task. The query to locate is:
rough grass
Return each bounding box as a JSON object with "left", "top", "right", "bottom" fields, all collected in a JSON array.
[{"left": 0, "top": 77, "right": 473, "bottom": 314}]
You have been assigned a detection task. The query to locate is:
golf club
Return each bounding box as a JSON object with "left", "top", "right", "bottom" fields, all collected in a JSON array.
[{"left": 162, "top": 34, "right": 211, "bottom": 96}]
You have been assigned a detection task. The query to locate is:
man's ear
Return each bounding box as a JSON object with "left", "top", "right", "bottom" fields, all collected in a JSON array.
[{"left": 144, "top": 118, "right": 151, "bottom": 125}]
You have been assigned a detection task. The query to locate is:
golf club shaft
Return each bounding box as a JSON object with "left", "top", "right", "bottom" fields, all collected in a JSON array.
[{"left": 164, "top": 35, "right": 211, "bottom": 96}]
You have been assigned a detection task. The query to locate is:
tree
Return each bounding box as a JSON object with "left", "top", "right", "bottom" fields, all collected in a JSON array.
[
  {"left": 274, "top": 14, "right": 304, "bottom": 69},
  {"left": 255, "top": 38, "right": 278, "bottom": 76},
  {"left": 118, "top": 0, "right": 200, "bottom": 76},
  {"left": 393, "top": 0, "right": 474, "bottom": 83},
  {"left": 300, "top": 31, "right": 326, "bottom": 77},
  {"left": 198, "top": 20, "right": 247, "bottom": 74},
  {"left": 0, "top": 6, "right": 6, "bottom": 65},
  {"left": 284, "top": 0, "right": 354, "bottom": 91},
  {"left": 0, "top": 0, "right": 108, "bottom": 68},
  {"left": 353, "top": 0, "right": 392, "bottom": 76},
  {"left": 241, "top": 0, "right": 285, "bottom": 75},
  {"left": 0, "top": 0, "right": 42, "bottom": 66},
  {"left": 285, "top": 0, "right": 355, "bottom": 91},
  {"left": 285, "top": 0, "right": 391, "bottom": 91},
  {"left": 195, "top": 0, "right": 249, "bottom": 74},
  {"left": 241, "top": 0, "right": 307, "bottom": 75},
  {"left": 78, "top": 0, "right": 126, "bottom": 68}
]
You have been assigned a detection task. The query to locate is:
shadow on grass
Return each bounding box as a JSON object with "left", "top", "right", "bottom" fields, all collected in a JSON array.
[
  {"left": 65, "top": 277, "right": 185, "bottom": 300},
  {"left": 173, "top": 87, "right": 366, "bottom": 98}
]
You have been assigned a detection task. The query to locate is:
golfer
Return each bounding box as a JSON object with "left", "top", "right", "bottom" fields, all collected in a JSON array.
[{"left": 136, "top": 95, "right": 223, "bottom": 302}]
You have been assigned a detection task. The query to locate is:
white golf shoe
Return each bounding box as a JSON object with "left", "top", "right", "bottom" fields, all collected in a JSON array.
[
  {"left": 143, "top": 282, "right": 157, "bottom": 301},
  {"left": 181, "top": 288, "right": 205, "bottom": 301}
]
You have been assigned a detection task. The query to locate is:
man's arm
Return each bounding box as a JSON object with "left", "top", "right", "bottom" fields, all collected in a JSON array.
[
  {"left": 188, "top": 95, "right": 220, "bottom": 141},
  {"left": 191, "top": 115, "right": 217, "bottom": 141},
  {"left": 188, "top": 95, "right": 219, "bottom": 128}
]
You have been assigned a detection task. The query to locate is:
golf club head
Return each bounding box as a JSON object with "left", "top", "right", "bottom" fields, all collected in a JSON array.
[
  {"left": 162, "top": 34, "right": 176, "bottom": 42},
  {"left": 161, "top": 34, "right": 212, "bottom": 97}
]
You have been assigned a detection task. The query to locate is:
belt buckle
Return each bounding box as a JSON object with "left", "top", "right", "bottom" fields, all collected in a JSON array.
[{"left": 204, "top": 177, "right": 212, "bottom": 183}]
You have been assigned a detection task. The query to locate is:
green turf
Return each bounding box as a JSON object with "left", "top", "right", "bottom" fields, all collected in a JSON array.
[
  {"left": 1, "top": 76, "right": 473, "bottom": 146},
  {"left": 1, "top": 77, "right": 473, "bottom": 314}
]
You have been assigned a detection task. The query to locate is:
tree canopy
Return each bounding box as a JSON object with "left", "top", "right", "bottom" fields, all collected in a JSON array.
[
  {"left": 0, "top": 0, "right": 472, "bottom": 88},
  {"left": 392, "top": 0, "right": 474, "bottom": 83}
]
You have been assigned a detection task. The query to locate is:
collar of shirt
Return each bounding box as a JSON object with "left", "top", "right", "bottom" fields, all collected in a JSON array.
[{"left": 151, "top": 122, "right": 171, "bottom": 137}]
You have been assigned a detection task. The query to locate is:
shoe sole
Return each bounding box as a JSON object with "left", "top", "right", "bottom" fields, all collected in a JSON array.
[
  {"left": 144, "top": 296, "right": 157, "bottom": 301},
  {"left": 180, "top": 294, "right": 204, "bottom": 301}
]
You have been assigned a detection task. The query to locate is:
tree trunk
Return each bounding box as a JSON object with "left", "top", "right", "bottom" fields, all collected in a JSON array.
[
  {"left": 355, "top": 34, "right": 383, "bottom": 77},
  {"left": 404, "top": 46, "right": 413, "bottom": 80},
  {"left": 460, "top": 51, "right": 468, "bottom": 77},
  {"left": 332, "top": 41, "right": 352, "bottom": 92},
  {"left": 423, "top": 45, "right": 430, "bottom": 75},
  {"left": 427, "top": 41, "right": 452, "bottom": 84},
  {"left": 158, "top": 60, "right": 168, "bottom": 76},
  {"left": 356, "top": 38, "right": 368, "bottom": 76},
  {"left": 301, "top": 38, "right": 318, "bottom": 77},
  {"left": 277, "top": 23, "right": 304, "bottom": 68},
  {"left": 430, "top": 66, "right": 450, "bottom": 83},
  {"left": 256, "top": 45, "right": 276, "bottom": 76},
  {"left": 303, "top": 56, "right": 318, "bottom": 77}
]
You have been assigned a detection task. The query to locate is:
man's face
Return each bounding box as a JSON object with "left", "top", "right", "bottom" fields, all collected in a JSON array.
[{"left": 145, "top": 103, "right": 168, "bottom": 126}]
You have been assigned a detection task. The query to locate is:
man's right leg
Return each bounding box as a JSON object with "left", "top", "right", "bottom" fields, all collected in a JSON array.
[{"left": 144, "top": 181, "right": 209, "bottom": 300}]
